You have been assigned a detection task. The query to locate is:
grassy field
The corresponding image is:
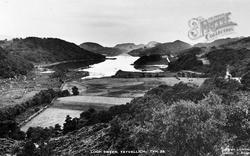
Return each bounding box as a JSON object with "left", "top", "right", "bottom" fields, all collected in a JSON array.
[
  {"left": 56, "top": 96, "right": 132, "bottom": 105},
  {"left": 21, "top": 96, "right": 133, "bottom": 131},
  {"left": 20, "top": 76, "right": 206, "bottom": 130},
  {"left": 53, "top": 96, "right": 132, "bottom": 110},
  {"left": 21, "top": 108, "right": 82, "bottom": 132},
  {"left": 62, "top": 77, "right": 206, "bottom": 98}
]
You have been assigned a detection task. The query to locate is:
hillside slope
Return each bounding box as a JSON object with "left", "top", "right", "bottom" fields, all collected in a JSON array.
[
  {"left": 0, "top": 47, "right": 33, "bottom": 78},
  {"left": 194, "top": 37, "right": 241, "bottom": 48},
  {"left": 220, "top": 36, "right": 250, "bottom": 49},
  {"left": 2, "top": 37, "right": 105, "bottom": 64},
  {"left": 48, "top": 79, "right": 250, "bottom": 155},
  {"left": 168, "top": 46, "right": 250, "bottom": 77},
  {"left": 79, "top": 42, "right": 103, "bottom": 52},
  {"left": 129, "top": 40, "right": 191, "bottom": 57}
]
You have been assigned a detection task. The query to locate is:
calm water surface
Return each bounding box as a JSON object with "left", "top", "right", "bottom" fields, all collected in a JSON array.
[{"left": 81, "top": 54, "right": 163, "bottom": 79}]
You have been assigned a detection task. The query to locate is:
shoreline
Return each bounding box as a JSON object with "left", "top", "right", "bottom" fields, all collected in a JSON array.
[{"left": 34, "top": 58, "right": 106, "bottom": 68}]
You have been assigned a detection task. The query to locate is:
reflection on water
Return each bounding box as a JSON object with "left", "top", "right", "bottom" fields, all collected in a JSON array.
[{"left": 81, "top": 54, "right": 163, "bottom": 79}]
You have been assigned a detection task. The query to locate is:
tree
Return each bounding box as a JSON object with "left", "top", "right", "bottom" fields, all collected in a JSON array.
[
  {"left": 0, "top": 120, "right": 24, "bottom": 140},
  {"left": 61, "top": 90, "right": 70, "bottom": 97},
  {"left": 80, "top": 108, "right": 96, "bottom": 119},
  {"left": 214, "top": 77, "right": 242, "bottom": 91},
  {"left": 63, "top": 115, "right": 79, "bottom": 134},
  {"left": 131, "top": 94, "right": 226, "bottom": 156},
  {"left": 0, "top": 120, "right": 16, "bottom": 138},
  {"left": 17, "top": 141, "right": 38, "bottom": 156},
  {"left": 53, "top": 124, "right": 62, "bottom": 136},
  {"left": 223, "top": 98, "right": 250, "bottom": 150},
  {"left": 72, "top": 86, "right": 79, "bottom": 95},
  {"left": 241, "top": 72, "right": 250, "bottom": 90},
  {"left": 26, "top": 127, "right": 53, "bottom": 143},
  {"left": 54, "top": 124, "right": 61, "bottom": 131}
]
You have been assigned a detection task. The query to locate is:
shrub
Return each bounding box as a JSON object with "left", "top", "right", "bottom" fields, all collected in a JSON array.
[
  {"left": 72, "top": 86, "right": 79, "bottom": 96},
  {"left": 241, "top": 72, "right": 250, "bottom": 90}
]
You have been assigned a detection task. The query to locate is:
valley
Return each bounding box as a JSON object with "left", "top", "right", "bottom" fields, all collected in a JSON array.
[
  {"left": 1, "top": 36, "right": 250, "bottom": 156},
  {"left": 2, "top": 0, "right": 250, "bottom": 154},
  {"left": 2, "top": 36, "right": 249, "bottom": 131},
  {"left": 18, "top": 52, "right": 206, "bottom": 130}
]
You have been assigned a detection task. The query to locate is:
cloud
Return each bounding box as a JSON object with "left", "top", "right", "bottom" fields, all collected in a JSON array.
[{"left": 0, "top": 0, "right": 249, "bottom": 46}]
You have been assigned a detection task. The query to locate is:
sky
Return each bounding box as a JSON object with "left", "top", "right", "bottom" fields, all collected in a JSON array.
[{"left": 0, "top": 0, "right": 249, "bottom": 46}]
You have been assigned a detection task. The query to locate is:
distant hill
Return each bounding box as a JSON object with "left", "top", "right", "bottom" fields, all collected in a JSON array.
[
  {"left": 145, "top": 41, "right": 161, "bottom": 48},
  {"left": 95, "top": 47, "right": 124, "bottom": 56},
  {"left": 168, "top": 46, "right": 250, "bottom": 77},
  {"left": 194, "top": 37, "right": 241, "bottom": 48},
  {"left": 79, "top": 42, "right": 121, "bottom": 56},
  {"left": 80, "top": 42, "right": 143, "bottom": 56},
  {"left": 168, "top": 37, "right": 250, "bottom": 76},
  {"left": 79, "top": 42, "right": 103, "bottom": 52},
  {"left": 0, "top": 47, "right": 33, "bottom": 78},
  {"left": 2, "top": 37, "right": 105, "bottom": 64},
  {"left": 114, "top": 43, "right": 144, "bottom": 52},
  {"left": 129, "top": 40, "right": 191, "bottom": 57},
  {"left": 220, "top": 36, "right": 250, "bottom": 49}
]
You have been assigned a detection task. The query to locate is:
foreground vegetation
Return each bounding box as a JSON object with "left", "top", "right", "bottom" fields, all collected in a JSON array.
[
  {"left": 1, "top": 76, "right": 248, "bottom": 155},
  {"left": 44, "top": 77, "right": 249, "bottom": 155}
]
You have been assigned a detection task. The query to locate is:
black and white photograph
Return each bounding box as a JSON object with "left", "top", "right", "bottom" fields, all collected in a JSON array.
[{"left": 0, "top": 0, "right": 250, "bottom": 155}]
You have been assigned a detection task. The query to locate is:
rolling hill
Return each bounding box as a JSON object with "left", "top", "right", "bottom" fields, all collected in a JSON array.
[
  {"left": 80, "top": 42, "right": 144, "bottom": 56},
  {"left": 79, "top": 42, "right": 122, "bottom": 56},
  {"left": 194, "top": 37, "right": 241, "bottom": 48},
  {"left": 79, "top": 42, "right": 103, "bottom": 52},
  {"left": 220, "top": 36, "right": 250, "bottom": 49},
  {"left": 129, "top": 40, "right": 191, "bottom": 57},
  {"left": 114, "top": 43, "right": 144, "bottom": 52},
  {"left": 0, "top": 37, "right": 106, "bottom": 78},
  {"left": 2, "top": 37, "right": 105, "bottom": 64},
  {"left": 168, "top": 45, "right": 250, "bottom": 77}
]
